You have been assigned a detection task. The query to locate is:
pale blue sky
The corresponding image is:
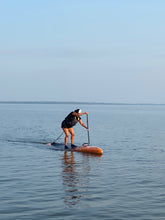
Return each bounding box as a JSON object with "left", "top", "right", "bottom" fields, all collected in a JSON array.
[{"left": 0, "top": 0, "right": 165, "bottom": 103}]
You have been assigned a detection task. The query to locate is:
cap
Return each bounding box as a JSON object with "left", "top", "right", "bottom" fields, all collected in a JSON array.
[{"left": 75, "top": 109, "right": 82, "bottom": 113}]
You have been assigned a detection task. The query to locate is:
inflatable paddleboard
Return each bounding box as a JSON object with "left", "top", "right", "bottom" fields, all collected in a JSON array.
[{"left": 46, "top": 143, "right": 103, "bottom": 155}]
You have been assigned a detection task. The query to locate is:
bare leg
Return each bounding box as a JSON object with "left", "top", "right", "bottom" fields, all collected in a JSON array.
[
  {"left": 68, "top": 127, "right": 75, "bottom": 145},
  {"left": 63, "top": 128, "right": 70, "bottom": 146}
]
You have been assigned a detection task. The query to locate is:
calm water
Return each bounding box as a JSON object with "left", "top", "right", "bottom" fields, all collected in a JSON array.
[{"left": 0, "top": 103, "right": 165, "bottom": 220}]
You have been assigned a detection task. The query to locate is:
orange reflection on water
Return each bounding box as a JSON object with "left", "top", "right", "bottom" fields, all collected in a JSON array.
[{"left": 62, "top": 151, "right": 102, "bottom": 207}]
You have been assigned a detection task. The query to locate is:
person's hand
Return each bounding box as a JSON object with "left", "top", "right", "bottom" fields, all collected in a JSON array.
[{"left": 85, "top": 112, "right": 88, "bottom": 115}]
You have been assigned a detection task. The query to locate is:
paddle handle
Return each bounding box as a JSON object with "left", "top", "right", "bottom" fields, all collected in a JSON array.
[{"left": 86, "top": 114, "right": 90, "bottom": 145}]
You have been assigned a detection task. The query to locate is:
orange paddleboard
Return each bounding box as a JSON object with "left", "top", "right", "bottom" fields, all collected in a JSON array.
[
  {"left": 46, "top": 143, "right": 103, "bottom": 155},
  {"left": 73, "top": 146, "right": 103, "bottom": 155}
]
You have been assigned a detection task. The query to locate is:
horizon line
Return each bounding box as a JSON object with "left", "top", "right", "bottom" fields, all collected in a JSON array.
[{"left": 0, "top": 101, "right": 165, "bottom": 106}]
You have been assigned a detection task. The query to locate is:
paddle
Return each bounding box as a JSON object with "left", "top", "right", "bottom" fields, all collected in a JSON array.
[{"left": 86, "top": 114, "right": 90, "bottom": 145}]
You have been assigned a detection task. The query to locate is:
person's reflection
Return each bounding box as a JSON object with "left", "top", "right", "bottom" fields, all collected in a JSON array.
[{"left": 62, "top": 151, "right": 86, "bottom": 207}]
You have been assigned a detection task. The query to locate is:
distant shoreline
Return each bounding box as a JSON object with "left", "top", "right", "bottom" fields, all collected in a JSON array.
[{"left": 0, "top": 101, "right": 165, "bottom": 106}]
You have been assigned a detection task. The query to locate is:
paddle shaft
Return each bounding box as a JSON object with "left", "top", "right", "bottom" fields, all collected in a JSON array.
[{"left": 86, "top": 114, "right": 90, "bottom": 145}]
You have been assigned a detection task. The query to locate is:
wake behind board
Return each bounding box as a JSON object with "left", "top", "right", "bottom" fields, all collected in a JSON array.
[{"left": 46, "top": 143, "right": 103, "bottom": 155}]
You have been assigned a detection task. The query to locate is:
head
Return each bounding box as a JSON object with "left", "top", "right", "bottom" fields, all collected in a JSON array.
[{"left": 75, "top": 109, "right": 82, "bottom": 114}]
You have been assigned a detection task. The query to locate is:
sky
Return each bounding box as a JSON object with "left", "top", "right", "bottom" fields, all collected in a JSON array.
[{"left": 0, "top": 0, "right": 165, "bottom": 104}]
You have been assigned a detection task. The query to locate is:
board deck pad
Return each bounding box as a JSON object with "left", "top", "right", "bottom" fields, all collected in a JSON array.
[{"left": 46, "top": 143, "right": 103, "bottom": 155}]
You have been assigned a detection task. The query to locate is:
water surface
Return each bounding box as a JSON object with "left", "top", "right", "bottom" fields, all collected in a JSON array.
[{"left": 0, "top": 103, "right": 165, "bottom": 219}]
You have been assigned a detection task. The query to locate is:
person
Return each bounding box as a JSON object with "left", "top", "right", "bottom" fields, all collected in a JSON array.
[{"left": 61, "top": 109, "right": 89, "bottom": 149}]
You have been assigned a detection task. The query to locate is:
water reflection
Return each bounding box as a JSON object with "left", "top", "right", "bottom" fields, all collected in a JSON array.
[{"left": 62, "top": 151, "right": 90, "bottom": 207}]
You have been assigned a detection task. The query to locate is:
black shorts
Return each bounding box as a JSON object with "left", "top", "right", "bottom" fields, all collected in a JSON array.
[{"left": 61, "top": 120, "right": 72, "bottom": 129}]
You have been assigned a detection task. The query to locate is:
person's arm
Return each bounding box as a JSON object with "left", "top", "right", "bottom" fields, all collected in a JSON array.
[
  {"left": 79, "top": 119, "right": 89, "bottom": 131},
  {"left": 72, "top": 111, "right": 88, "bottom": 117}
]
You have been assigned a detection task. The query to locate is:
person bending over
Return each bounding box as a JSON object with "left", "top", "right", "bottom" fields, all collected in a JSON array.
[{"left": 61, "top": 109, "right": 89, "bottom": 149}]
